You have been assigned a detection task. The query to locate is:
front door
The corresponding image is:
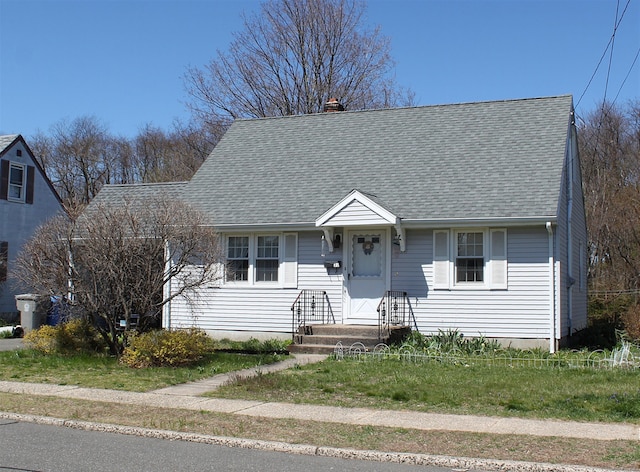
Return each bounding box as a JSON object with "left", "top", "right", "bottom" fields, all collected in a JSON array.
[{"left": 345, "top": 229, "right": 388, "bottom": 323}]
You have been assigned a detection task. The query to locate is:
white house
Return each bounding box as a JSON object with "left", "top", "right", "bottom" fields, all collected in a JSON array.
[
  {"left": 0, "top": 135, "right": 64, "bottom": 319},
  {"left": 90, "top": 95, "right": 588, "bottom": 352}
]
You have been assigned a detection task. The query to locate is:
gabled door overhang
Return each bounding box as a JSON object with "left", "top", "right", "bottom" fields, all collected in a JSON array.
[{"left": 315, "top": 190, "right": 405, "bottom": 252}]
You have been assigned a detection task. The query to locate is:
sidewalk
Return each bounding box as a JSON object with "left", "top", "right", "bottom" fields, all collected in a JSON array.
[{"left": 0, "top": 350, "right": 637, "bottom": 442}]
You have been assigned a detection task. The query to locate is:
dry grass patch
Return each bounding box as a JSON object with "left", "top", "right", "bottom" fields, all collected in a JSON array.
[{"left": 0, "top": 392, "right": 638, "bottom": 470}]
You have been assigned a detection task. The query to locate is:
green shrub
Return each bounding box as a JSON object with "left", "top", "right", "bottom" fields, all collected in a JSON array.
[
  {"left": 397, "top": 329, "right": 501, "bottom": 355},
  {"left": 121, "top": 328, "right": 216, "bottom": 368},
  {"left": 215, "top": 337, "right": 291, "bottom": 353},
  {"left": 0, "top": 329, "right": 13, "bottom": 339}
]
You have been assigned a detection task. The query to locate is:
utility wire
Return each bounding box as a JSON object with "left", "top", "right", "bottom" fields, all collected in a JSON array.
[
  {"left": 602, "top": 0, "right": 620, "bottom": 105},
  {"left": 576, "top": 0, "right": 632, "bottom": 109},
  {"left": 612, "top": 46, "right": 640, "bottom": 105}
]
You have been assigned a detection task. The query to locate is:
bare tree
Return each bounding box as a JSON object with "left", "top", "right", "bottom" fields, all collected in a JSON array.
[
  {"left": 29, "top": 116, "right": 114, "bottom": 211},
  {"left": 30, "top": 117, "right": 217, "bottom": 207},
  {"left": 580, "top": 100, "right": 640, "bottom": 294},
  {"left": 13, "top": 196, "right": 224, "bottom": 356},
  {"left": 132, "top": 123, "right": 214, "bottom": 183},
  {"left": 184, "top": 0, "right": 412, "bottom": 123}
]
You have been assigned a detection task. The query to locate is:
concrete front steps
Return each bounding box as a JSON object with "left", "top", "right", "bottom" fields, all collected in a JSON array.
[{"left": 288, "top": 324, "right": 411, "bottom": 355}]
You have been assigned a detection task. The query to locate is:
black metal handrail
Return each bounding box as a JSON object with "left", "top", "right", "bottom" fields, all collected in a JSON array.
[
  {"left": 291, "top": 290, "right": 335, "bottom": 340},
  {"left": 377, "top": 290, "right": 417, "bottom": 339}
]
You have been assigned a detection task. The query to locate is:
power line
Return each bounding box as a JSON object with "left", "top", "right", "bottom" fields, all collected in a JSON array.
[
  {"left": 602, "top": 0, "right": 620, "bottom": 105},
  {"left": 576, "top": 0, "right": 633, "bottom": 109},
  {"left": 612, "top": 46, "right": 640, "bottom": 105}
]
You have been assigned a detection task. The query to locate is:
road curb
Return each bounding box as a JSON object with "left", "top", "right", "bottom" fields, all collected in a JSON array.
[{"left": 0, "top": 411, "right": 623, "bottom": 472}]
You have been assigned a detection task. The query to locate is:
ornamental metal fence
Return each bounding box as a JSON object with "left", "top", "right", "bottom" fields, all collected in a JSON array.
[{"left": 332, "top": 341, "right": 640, "bottom": 370}]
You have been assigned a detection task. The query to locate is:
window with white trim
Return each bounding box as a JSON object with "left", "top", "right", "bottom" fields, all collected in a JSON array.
[
  {"left": 8, "top": 162, "right": 26, "bottom": 202},
  {"left": 226, "top": 236, "right": 249, "bottom": 281},
  {"left": 455, "top": 231, "right": 484, "bottom": 283},
  {"left": 433, "top": 228, "right": 507, "bottom": 290},
  {"left": 224, "top": 233, "right": 297, "bottom": 287},
  {"left": 256, "top": 235, "right": 279, "bottom": 282}
]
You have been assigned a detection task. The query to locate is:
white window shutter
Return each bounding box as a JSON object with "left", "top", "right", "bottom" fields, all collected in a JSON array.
[
  {"left": 490, "top": 228, "right": 507, "bottom": 289},
  {"left": 433, "top": 230, "right": 450, "bottom": 289},
  {"left": 283, "top": 233, "right": 298, "bottom": 288}
]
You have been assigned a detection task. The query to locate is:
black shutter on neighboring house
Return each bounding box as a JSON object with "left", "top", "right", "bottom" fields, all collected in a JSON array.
[
  {"left": 0, "top": 160, "right": 8, "bottom": 200},
  {"left": 0, "top": 241, "right": 8, "bottom": 283},
  {"left": 26, "top": 165, "right": 35, "bottom": 204}
]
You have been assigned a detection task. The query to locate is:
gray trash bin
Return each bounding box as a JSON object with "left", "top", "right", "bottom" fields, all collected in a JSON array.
[{"left": 15, "top": 294, "right": 39, "bottom": 332}]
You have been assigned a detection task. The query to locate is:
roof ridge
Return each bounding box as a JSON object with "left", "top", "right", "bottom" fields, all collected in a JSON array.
[
  {"left": 233, "top": 94, "right": 573, "bottom": 123},
  {"left": 102, "top": 181, "right": 189, "bottom": 189}
]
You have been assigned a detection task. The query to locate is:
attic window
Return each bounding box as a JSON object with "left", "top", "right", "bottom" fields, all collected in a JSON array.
[
  {"left": 16, "top": 149, "right": 22, "bottom": 157},
  {"left": 8, "top": 162, "right": 26, "bottom": 202}
]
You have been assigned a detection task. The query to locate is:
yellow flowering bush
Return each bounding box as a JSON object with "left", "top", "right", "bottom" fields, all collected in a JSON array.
[
  {"left": 23, "top": 319, "right": 106, "bottom": 355},
  {"left": 23, "top": 325, "right": 58, "bottom": 354},
  {"left": 121, "top": 328, "right": 215, "bottom": 368}
]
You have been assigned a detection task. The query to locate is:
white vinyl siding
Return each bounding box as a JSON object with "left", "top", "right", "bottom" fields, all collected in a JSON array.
[
  {"left": 326, "top": 200, "right": 391, "bottom": 226},
  {"left": 169, "top": 227, "right": 554, "bottom": 343},
  {"left": 394, "top": 227, "right": 551, "bottom": 340},
  {"left": 168, "top": 231, "right": 342, "bottom": 333}
]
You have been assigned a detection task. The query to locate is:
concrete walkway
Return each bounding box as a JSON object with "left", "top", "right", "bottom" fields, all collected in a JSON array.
[
  {"left": 0, "top": 348, "right": 637, "bottom": 442},
  {"left": 151, "top": 353, "right": 327, "bottom": 396}
]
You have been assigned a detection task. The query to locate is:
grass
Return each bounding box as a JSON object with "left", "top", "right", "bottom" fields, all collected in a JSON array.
[
  {"left": 0, "top": 349, "right": 284, "bottom": 392},
  {"left": 207, "top": 357, "right": 640, "bottom": 424},
  {"left": 0, "top": 392, "right": 639, "bottom": 470},
  {"left": 0, "top": 343, "right": 640, "bottom": 469}
]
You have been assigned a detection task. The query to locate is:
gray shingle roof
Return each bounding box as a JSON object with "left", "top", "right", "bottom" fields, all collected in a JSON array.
[
  {"left": 184, "top": 95, "right": 573, "bottom": 227},
  {"left": 82, "top": 181, "right": 188, "bottom": 216},
  {"left": 0, "top": 135, "right": 19, "bottom": 154}
]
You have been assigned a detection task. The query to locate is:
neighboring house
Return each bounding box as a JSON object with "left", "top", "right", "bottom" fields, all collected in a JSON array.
[
  {"left": 90, "top": 95, "right": 588, "bottom": 352},
  {"left": 0, "top": 135, "right": 64, "bottom": 319}
]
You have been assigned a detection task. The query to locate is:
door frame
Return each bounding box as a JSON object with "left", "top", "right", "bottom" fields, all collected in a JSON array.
[{"left": 343, "top": 227, "right": 392, "bottom": 323}]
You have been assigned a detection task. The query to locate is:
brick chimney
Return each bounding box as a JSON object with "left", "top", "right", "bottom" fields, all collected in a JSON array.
[{"left": 323, "top": 98, "right": 344, "bottom": 112}]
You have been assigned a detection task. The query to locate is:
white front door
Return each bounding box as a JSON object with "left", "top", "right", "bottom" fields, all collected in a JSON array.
[{"left": 345, "top": 229, "right": 389, "bottom": 323}]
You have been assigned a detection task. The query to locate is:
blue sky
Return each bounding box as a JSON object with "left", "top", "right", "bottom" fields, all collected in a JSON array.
[{"left": 1, "top": 0, "right": 638, "bottom": 139}]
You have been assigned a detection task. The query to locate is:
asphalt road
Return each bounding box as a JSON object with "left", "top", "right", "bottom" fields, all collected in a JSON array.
[{"left": 0, "top": 420, "right": 468, "bottom": 472}]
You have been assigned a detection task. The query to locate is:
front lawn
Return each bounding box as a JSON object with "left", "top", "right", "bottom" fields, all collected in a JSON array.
[
  {"left": 207, "top": 356, "right": 640, "bottom": 424},
  {"left": 0, "top": 349, "right": 284, "bottom": 392}
]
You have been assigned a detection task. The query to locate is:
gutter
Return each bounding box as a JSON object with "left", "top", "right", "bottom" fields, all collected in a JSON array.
[{"left": 212, "top": 216, "right": 559, "bottom": 232}]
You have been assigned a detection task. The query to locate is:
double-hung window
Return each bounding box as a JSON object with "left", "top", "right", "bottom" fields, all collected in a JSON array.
[
  {"left": 225, "top": 233, "right": 297, "bottom": 287},
  {"left": 227, "top": 236, "right": 249, "bottom": 281},
  {"left": 8, "top": 163, "right": 25, "bottom": 202},
  {"left": 455, "top": 232, "right": 484, "bottom": 283},
  {"left": 256, "top": 235, "right": 279, "bottom": 282},
  {"left": 1, "top": 160, "right": 34, "bottom": 204},
  {"left": 433, "top": 228, "right": 507, "bottom": 290}
]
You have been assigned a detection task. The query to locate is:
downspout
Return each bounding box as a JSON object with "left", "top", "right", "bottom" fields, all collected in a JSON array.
[
  {"left": 566, "top": 128, "right": 575, "bottom": 337},
  {"left": 162, "top": 240, "right": 172, "bottom": 329},
  {"left": 546, "top": 222, "right": 556, "bottom": 353}
]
